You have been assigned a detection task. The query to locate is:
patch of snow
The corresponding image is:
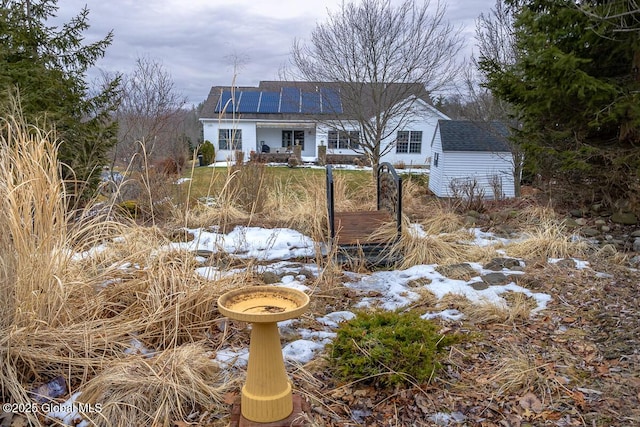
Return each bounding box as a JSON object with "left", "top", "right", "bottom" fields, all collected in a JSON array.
[
  {"left": 408, "top": 223, "right": 428, "bottom": 238},
  {"left": 422, "top": 309, "right": 465, "bottom": 321},
  {"left": 195, "top": 266, "right": 245, "bottom": 280},
  {"left": 168, "top": 226, "right": 315, "bottom": 261},
  {"left": 47, "top": 392, "right": 90, "bottom": 427},
  {"left": 549, "top": 258, "right": 590, "bottom": 269},
  {"left": 282, "top": 339, "right": 325, "bottom": 364},
  {"left": 215, "top": 348, "right": 249, "bottom": 369},
  {"left": 124, "top": 338, "right": 154, "bottom": 357},
  {"left": 275, "top": 282, "right": 311, "bottom": 293},
  {"left": 345, "top": 264, "right": 551, "bottom": 313},
  {"left": 468, "top": 228, "right": 513, "bottom": 247},
  {"left": 317, "top": 311, "right": 356, "bottom": 328},
  {"left": 175, "top": 177, "right": 191, "bottom": 184}
]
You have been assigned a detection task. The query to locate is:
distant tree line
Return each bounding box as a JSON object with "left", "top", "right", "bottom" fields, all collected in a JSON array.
[{"left": 0, "top": 0, "right": 202, "bottom": 204}]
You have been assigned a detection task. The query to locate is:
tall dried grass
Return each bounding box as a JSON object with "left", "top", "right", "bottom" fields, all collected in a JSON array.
[
  {"left": 505, "top": 219, "right": 590, "bottom": 259},
  {"left": 375, "top": 216, "right": 495, "bottom": 268},
  {"left": 0, "top": 113, "right": 72, "bottom": 329},
  {"left": 79, "top": 343, "right": 229, "bottom": 427},
  {"left": 0, "top": 111, "right": 234, "bottom": 425}
]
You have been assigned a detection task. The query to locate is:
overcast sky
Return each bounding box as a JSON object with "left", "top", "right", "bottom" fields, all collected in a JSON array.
[{"left": 53, "top": 0, "right": 496, "bottom": 106}]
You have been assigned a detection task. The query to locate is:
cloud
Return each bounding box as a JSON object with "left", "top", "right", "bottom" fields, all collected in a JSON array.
[{"left": 52, "top": 0, "right": 495, "bottom": 105}]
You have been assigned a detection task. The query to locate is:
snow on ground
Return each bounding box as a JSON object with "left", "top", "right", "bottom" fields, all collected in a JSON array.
[
  {"left": 200, "top": 225, "right": 558, "bottom": 368},
  {"left": 168, "top": 226, "right": 316, "bottom": 261}
]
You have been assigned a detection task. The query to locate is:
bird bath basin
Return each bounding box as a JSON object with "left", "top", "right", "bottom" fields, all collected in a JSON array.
[{"left": 217, "top": 286, "right": 310, "bottom": 423}]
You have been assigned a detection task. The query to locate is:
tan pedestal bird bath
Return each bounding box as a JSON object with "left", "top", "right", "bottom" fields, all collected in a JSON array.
[{"left": 217, "top": 286, "right": 310, "bottom": 423}]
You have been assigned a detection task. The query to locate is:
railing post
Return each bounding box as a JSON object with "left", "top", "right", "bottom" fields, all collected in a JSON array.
[
  {"left": 326, "top": 165, "right": 335, "bottom": 240},
  {"left": 376, "top": 162, "right": 402, "bottom": 240}
]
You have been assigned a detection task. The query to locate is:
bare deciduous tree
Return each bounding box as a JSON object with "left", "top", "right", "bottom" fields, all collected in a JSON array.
[
  {"left": 576, "top": 1, "right": 640, "bottom": 33},
  {"left": 115, "top": 56, "right": 187, "bottom": 171},
  {"left": 288, "top": 0, "right": 463, "bottom": 170},
  {"left": 447, "top": 0, "right": 524, "bottom": 197}
]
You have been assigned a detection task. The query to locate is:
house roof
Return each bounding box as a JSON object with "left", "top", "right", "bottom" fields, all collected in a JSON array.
[
  {"left": 200, "top": 81, "right": 432, "bottom": 121},
  {"left": 437, "top": 120, "right": 512, "bottom": 152}
]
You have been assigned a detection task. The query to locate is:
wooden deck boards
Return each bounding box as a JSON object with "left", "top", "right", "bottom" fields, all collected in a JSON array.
[{"left": 333, "top": 210, "right": 393, "bottom": 246}]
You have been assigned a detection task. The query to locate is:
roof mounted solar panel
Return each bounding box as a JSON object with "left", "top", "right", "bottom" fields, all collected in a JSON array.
[
  {"left": 236, "top": 91, "right": 260, "bottom": 113},
  {"left": 301, "top": 92, "right": 321, "bottom": 114},
  {"left": 258, "top": 91, "right": 280, "bottom": 113},
  {"left": 320, "top": 88, "right": 343, "bottom": 114},
  {"left": 215, "top": 90, "right": 237, "bottom": 114},
  {"left": 280, "top": 87, "right": 301, "bottom": 113}
]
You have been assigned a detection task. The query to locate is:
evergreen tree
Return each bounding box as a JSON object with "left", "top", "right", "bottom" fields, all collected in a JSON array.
[
  {"left": 0, "top": 0, "right": 120, "bottom": 200},
  {"left": 480, "top": 0, "right": 640, "bottom": 206}
]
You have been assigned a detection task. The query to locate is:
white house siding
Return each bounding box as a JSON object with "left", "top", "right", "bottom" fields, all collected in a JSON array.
[
  {"left": 380, "top": 100, "right": 448, "bottom": 167},
  {"left": 428, "top": 130, "right": 444, "bottom": 195},
  {"left": 430, "top": 151, "right": 515, "bottom": 198},
  {"left": 202, "top": 119, "right": 257, "bottom": 162}
]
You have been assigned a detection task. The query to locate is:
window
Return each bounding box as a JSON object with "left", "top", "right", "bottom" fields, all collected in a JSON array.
[
  {"left": 396, "top": 131, "right": 422, "bottom": 153},
  {"left": 433, "top": 152, "right": 439, "bottom": 167},
  {"left": 328, "top": 130, "right": 360, "bottom": 149},
  {"left": 282, "top": 130, "right": 305, "bottom": 150},
  {"left": 218, "top": 129, "right": 242, "bottom": 150}
]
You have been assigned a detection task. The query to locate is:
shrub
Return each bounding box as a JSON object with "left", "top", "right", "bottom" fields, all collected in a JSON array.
[
  {"left": 329, "top": 311, "right": 461, "bottom": 388},
  {"left": 198, "top": 140, "right": 215, "bottom": 165}
]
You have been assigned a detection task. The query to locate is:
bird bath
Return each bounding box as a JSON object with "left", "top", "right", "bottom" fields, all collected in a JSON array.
[{"left": 218, "top": 286, "right": 310, "bottom": 423}]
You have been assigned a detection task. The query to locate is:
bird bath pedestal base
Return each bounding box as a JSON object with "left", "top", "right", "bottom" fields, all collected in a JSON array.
[{"left": 218, "top": 286, "right": 310, "bottom": 424}]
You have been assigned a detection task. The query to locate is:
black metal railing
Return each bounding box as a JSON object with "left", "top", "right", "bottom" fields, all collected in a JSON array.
[
  {"left": 376, "top": 162, "right": 403, "bottom": 237},
  {"left": 326, "top": 165, "right": 335, "bottom": 240},
  {"left": 326, "top": 163, "right": 403, "bottom": 243}
]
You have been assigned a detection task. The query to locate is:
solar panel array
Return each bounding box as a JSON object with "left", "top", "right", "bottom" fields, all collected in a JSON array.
[{"left": 214, "top": 87, "right": 343, "bottom": 114}]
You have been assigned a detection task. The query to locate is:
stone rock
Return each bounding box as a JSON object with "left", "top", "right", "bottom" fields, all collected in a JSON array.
[
  {"left": 631, "top": 230, "right": 640, "bottom": 238},
  {"left": 481, "top": 272, "right": 509, "bottom": 286},
  {"left": 575, "top": 218, "right": 587, "bottom": 226},
  {"left": 483, "top": 257, "right": 521, "bottom": 271},
  {"left": 298, "top": 268, "right": 315, "bottom": 279},
  {"left": 464, "top": 216, "right": 478, "bottom": 226},
  {"left": 469, "top": 281, "right": 490, "bottom": 291},
  {"left": 194, "top": 249, "right": 214, "bottom": 258},
  {"left": 563, "top": 218, "right": 579, "bottom": 228},
  {"left": 629, "top": 255, "right": 640, "bottom": 268},
  {"left": 436, "top": 263, "right": 478, "bottom": 280},
  {"left": 260, "top": 271, "right": 280, "bottom": 284},
  {"left": 601, "top": 226, "right": 610, "bottom": 232},
  {"left": 611, "top": 212, "right": 638, "bottom": 225},
  {"left": 581, "top": 228, "right": 600, "bottom": 237},
  {"left": 634, "top": 238, "right": 640, "bottom": 252},
  {"left": 570, "top": 209, "right": 584, "bottom": 218},
  {"left": 591, "top": 203, "right": 603, "bottom": 212},
  {"left": 466, "top": 210, "right": 481, "bottom": 218},
  {"left": 594, "top": 219, "right": 606, "bottom": 226}
]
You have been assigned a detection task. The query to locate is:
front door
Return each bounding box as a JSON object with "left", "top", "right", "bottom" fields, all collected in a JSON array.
[{"left": 282, "top": 130, "right": 305, "bottom": 151}]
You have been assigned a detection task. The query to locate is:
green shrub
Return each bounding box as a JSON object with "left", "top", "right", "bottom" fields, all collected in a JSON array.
[
  {"left": 329, "top": 310, "right": 460, "bottom": 388},
  {"left": 199, "top": 140, "right": 215, "bottom": 165}
]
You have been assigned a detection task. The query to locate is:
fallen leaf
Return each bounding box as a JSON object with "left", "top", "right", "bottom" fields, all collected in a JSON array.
[
  {"left": 519, "top": 392, "right": 544, "bottom": 413},
  {"left": 572, "top": 390, "right": 586, "bottom": 410}
]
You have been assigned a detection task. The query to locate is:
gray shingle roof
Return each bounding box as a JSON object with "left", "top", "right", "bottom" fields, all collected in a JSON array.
[{"left": 438, "top": 120, "right": 511, "bottom": 152}]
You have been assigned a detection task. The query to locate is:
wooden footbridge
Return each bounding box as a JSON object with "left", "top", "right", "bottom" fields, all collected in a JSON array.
[{"left": 326, "top": 162, "right": 403, "bottom": 263}]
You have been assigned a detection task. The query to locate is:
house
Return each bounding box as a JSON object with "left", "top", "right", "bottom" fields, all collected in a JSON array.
[
  {"left": 428, "top": 120, "right": 517, "bottom": 199},
  {"left": 199, "top": 81, "right": 449, "bottom": 166}
]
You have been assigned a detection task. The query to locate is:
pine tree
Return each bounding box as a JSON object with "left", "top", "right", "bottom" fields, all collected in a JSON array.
[
  {"left": 480, "top": 0, "right": 640, "bottom": 205},
  {"left": 0, "top": 0, "right": 120, "bottom": 200}
]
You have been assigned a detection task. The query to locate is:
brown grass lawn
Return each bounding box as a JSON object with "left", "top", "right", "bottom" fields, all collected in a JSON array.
[{"left": 1, "top": 116, "right": 638, "bottom": 426}]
